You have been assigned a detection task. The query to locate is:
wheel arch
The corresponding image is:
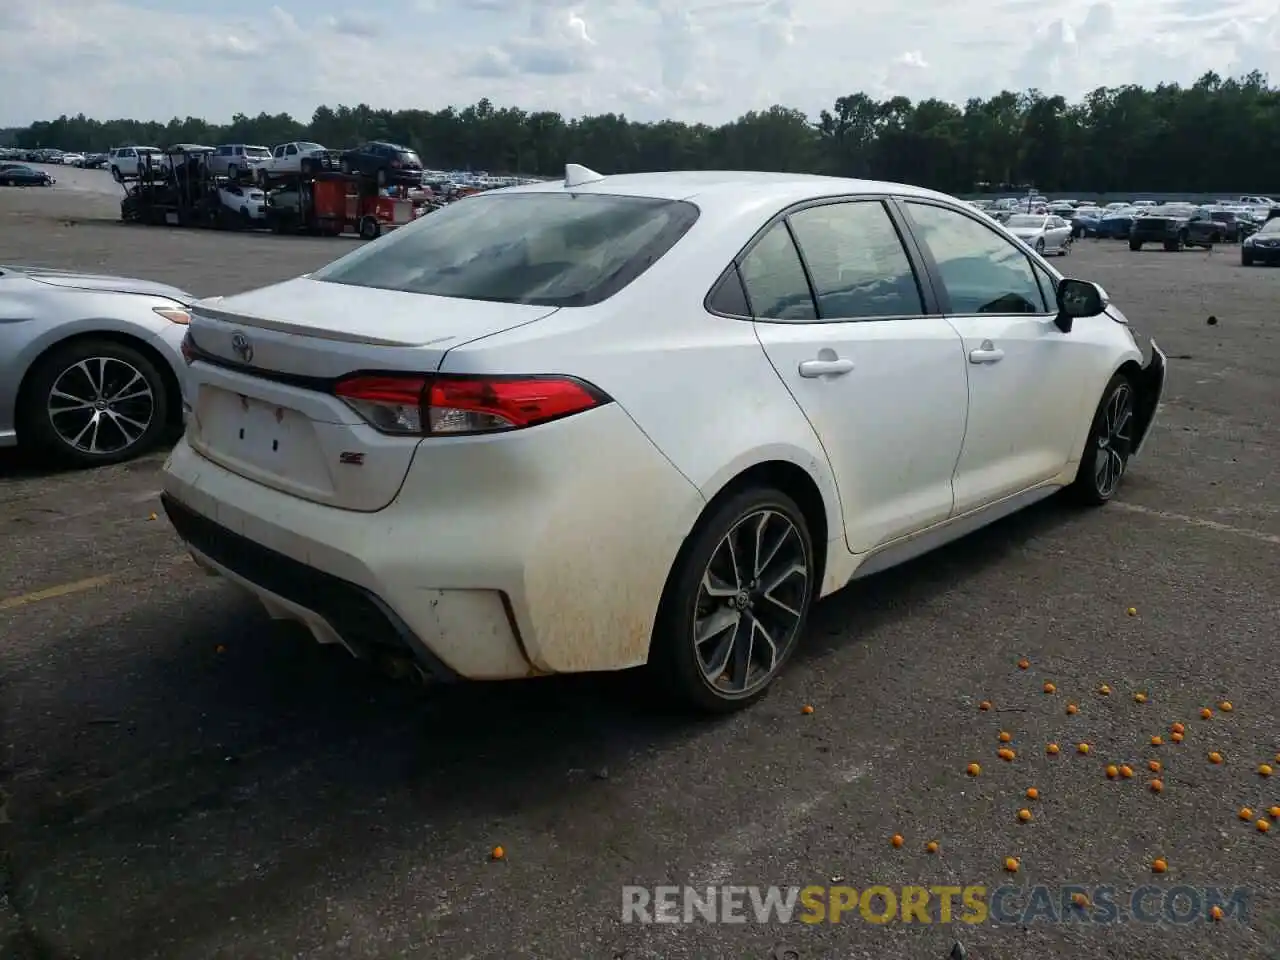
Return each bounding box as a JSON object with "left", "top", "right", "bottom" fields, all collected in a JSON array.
[
  {"left": 16, "top": 329, "right": 185, "bottom": 435},
  {"left": 690, "top": 458, "right": 833, "bottom": 599}
]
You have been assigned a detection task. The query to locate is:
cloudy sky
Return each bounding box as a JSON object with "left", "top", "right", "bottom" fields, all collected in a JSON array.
[{"left": 1, "top": 0, "right": 1277, "bottom": 127}]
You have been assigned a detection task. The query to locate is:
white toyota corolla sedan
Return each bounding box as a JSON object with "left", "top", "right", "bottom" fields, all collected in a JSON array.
[{"left": 161, "top": 165, "right": 1167, "bottom": 713}]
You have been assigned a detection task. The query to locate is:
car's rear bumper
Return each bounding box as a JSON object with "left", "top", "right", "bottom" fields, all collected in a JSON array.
[{"left": 160, "top": 404, "right": 704, "bottom": 680}]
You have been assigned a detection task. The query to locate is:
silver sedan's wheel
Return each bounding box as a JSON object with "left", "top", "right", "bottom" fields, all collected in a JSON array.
[
  {"left": 693, "top": 509, "right": 809, "bottom": 696},
  {"left": 651, "top": 488, "right": 815, "bottom": 713},
  {"left": 21, "top": 338, "right": 172, "bottom": 467},
  {"left": 48, "top": 356, "right": 155, "bottom": 457}
]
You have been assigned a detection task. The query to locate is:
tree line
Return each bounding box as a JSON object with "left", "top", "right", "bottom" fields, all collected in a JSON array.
[{"left": 8, "top": 71, "right": 1279, "bottom": 194}]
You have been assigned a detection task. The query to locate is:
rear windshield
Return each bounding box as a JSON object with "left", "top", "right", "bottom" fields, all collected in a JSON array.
[
  {"left": 1005, "top": 215, "right": 1046, "bottom": 228},
  {"left": 244, "top": 147, "right": 270, "bottom": 158},
  {"left": 312, "top": 192, "right": 701, "bottom": 307}
]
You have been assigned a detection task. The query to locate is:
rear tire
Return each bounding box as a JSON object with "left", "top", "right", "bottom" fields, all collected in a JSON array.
[
  {"left": 1129, "top": 239, "right": 1142, "bottom": 251},
  {"left": 1068, "top": 373, "right": 1136, "bottom": 506},
  {"left": 648, "top": 487, "right": 815, "bottom": 714},
  {"left": 19, "top": 338, "right": 171, "bottom": 468}
]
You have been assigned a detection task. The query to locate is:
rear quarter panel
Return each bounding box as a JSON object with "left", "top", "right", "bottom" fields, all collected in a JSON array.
[{"left": 438, "top": 203, "right": 849, "bottom": 592}]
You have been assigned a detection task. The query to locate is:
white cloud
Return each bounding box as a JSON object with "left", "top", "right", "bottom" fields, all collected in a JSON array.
[{"left": 2, "top": 0, "right": 1278, "bottom": 127}]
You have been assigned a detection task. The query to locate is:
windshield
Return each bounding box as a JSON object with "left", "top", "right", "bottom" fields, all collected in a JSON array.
[
  {"left": 1149, "top": 205, "right": 1192, "bottom": 216},
  {"left": 400, "top": 151, "right": 421, "bottom": 164},
  {"left": 1258, "top": 219, "right": 1280, "bottom": 236},
  {"left": 296, "top": 142, "right": 323, "bottom": 152},
  {"left": 313, "top": 192, "right": 700, "bottom": 307},
  {"left": 245, "top": 147, "right": 270, "bottom": 158},
  {"left": 1005, "top": 215, "right": 1046, "bottom": 228}
]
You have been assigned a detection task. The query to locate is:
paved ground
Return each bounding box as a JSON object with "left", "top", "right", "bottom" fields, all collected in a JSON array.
[{"left": 1, "top": 190, "right": 1279, "bottom": 960}]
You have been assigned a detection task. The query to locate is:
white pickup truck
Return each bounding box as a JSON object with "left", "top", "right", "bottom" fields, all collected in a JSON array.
[{"left": 256, "top": 141, "right": 335, "bottom": 183}]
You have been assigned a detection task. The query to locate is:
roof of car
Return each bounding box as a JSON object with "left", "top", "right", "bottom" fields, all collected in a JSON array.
[{"left": 502, "top": 169, "right": 959, "bottom": 211}]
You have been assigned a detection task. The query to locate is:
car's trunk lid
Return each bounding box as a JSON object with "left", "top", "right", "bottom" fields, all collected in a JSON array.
[{"left": 184, "top": 278, "right": 559, "bottom": 511}]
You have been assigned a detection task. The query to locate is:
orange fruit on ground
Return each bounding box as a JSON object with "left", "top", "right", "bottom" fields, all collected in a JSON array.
[
  {"left": 1072, "top": 893, "right": 1090, "bottom": 908},
  {"left": 1026, "top": 787, "right": 1039, "bottom": 800},
  {"left": 1171, "top": 723, "right": 1185, "bottom": 734},
  {"left": 1149, "top": 779, "right": 1164, "bottom": 793},
  {"left": 1106, "top": 765, "right": 1119, "bottom": 779},
  {"left": 1047, "top": 743, "right": 1060, "bottom": 755},
  {"left": 1148, "top": 760, "right": 1162, "bottom": 772},
  {"left": 998, "top": 748, "right": 1016, "bottom": 762},
  {"left": 801, "top": 704, "right": 815, "bottom": 715},
  {"left": 1120, "top": 765, "right": 1134, "bottom": 779},
  {"left": 1152, "top": 858, "right": 1168, "bottom": 873},
  {"left": 1077, "top": 743, "right": 1090, "bottom": 755},
  {"left": 1275, "top": 753, "right": 1280, "bottom": 764},
  {"left": 926, "top": 841, "right": 939, "bottom": 854},
  {"left": 1210, "top": 905, "right": 1225, "bottom": 921},
  {"left": 1018, "top": 659, "right": 1030, "bottom": 670},
  {"left": 1257, "top": 820, "right": 1270, "bottom": 833},
  {"left": 1043, "top": 682, "right": 1056, "bottom": 694},
  {"left": 1239, "top": 807, "right": 1253, "bottom": 820},
  {"left": 998, "top": 731, "right": 1012, "bottom": 743},
  {"left": 1219, "top": 701, "right": 1233, "bottom": 712},
  {"left": 1127, "top": 607, "right": 1138, "bottom": 616},
  {"left": 1004, "top": 857, "right": 1019, "bottom": 872},
  {"left": 1269, "top": 807, "right": 1280, "bottom": 819},
  {"left": 1209, "top": 752, "right": 1223, "bottom": 764},
  {"left": 1134, "top": 692, "right": 1148, "bottom": 703},
  {"left": 1099, "top": 684, "right": 1111, "bottom": 695},
  {"left": 979, "top": 700, "right": 992, "bottom": 711},
  {"left": 1171, "top": 732, "right": 1184, "bottom": 743},
  {"left": 1258, "top": 764, "right": 1273, "bottom": 777},
  {"left": 1066, "top": 703, "right": 1079, "bottom": 715},
  {"left": 1017, "top": 808, "right": 1032, "bottom": 822},
  {"left": 891, "top": 834, "right": 904, "bottom": 848},
  {"left": 1151, "top": 736, "right": 1163, "bottom": 746},
  {"left": 491, "top": 846, "right": 505, "bottom": 860},
  {"left": 967, "top": 763, "right": 982, "bottom": 776},
  {"left": 1201, "top": 708, "right": 1213, "bottom": 720}
]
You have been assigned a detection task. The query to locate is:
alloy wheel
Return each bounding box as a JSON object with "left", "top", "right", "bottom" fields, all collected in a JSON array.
[
  {"left": 692, "top": 509, "right": 810, "bottom": 697},
  {"left": 47, "top": 356, "right": 155, "bottom": 456},
  {"left": 1093, "top": 382, "right": 1134, "bottom": 498}
]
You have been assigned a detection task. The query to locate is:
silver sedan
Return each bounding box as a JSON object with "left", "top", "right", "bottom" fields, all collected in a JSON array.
[
  {"left": 1004, "top": 213, "right": 1074, "bottom": 256},
  {"left": 0, "top": 266, "right": 193, "bottom": 466}
]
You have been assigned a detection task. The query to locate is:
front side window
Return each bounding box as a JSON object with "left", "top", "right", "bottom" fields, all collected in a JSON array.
[
  {"left": 904, "top": 201, "right": 1048, "bottom": 314},
  {"left": 313, "top": 192, "right": 700, "bottom": 308},
  {"left": 737, "top": 222, "right": 817, "bottom": 321},
  {"left": 787, "top": 200, "right": 924, "bottom": 319}
]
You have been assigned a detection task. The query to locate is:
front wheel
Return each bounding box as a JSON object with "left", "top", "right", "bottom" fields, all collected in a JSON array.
[
  {"left": 649, "top": 488, "right": 815, "bottom": 713},
  {"left": 1129, "top": 239, "right": 1142, "bottom": 251},
  {"left": 1035, "top": 238, "right": 1046, "bottom": 255},
  {"left": 1242, "top": 252, "right": 1254, "bottom": 266},
  {"left": 19, "top": 338, "right": 171, "bottom": 467},
  {"left": 1060, "top": 237, "right": 1072, "bottom": 256},
  {"left": 1068, "top": 373, "right": 1136, "bottom": 506}
]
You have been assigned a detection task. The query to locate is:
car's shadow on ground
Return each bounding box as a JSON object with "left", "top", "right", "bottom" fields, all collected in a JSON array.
[
  {"left": 0, "top": 439, "right": 177, "bottom": 482},
  {"left": 4, "top": 489, "right": 1084, "bottom": 955}
]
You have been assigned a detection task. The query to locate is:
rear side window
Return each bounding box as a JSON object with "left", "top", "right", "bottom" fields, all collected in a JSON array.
[
  {"left": 737, "top": 223, "right": 816, "bottom": 321},
  {"left": 313, "top": 192, "right": 700, "bottom": 308},
  {"left": 787, "top": 201, "right": 924, "bottom": 319}
]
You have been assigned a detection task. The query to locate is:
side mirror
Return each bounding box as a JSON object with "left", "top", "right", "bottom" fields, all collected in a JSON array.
[{"left": 1054, "top": 278, "right": 1108, "bottom": 332}]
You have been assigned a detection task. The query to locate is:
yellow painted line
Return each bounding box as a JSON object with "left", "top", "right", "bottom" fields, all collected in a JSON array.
[{"left": 0, "top": 573, "right": 116, "bottom": 612}]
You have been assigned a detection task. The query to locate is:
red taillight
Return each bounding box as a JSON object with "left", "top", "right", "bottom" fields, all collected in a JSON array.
[{"left": 333, "top": 374, "right": 608, "bottom": 436}]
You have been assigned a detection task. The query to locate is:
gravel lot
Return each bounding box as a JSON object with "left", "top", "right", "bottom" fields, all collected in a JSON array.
[{"left": 1, "top": 182, "right": 1278, "bottom": 960}]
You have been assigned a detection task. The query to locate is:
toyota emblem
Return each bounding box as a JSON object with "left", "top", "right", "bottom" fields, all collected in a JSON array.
[{"left": 231, "top": 332, "right": 254, "bottom": 364}]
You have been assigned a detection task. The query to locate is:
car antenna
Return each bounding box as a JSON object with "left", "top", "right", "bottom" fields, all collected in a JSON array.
[{"left": 564, "top": 163, "right": 605, "bottom": 188}]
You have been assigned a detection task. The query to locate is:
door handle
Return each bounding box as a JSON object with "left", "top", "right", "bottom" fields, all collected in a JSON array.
[
  {"left": 798, "top": 357, "right": 854, "bottom": 378},
  {"left": 969, "top": 345, "right": 1005, "bottom": 364}
]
